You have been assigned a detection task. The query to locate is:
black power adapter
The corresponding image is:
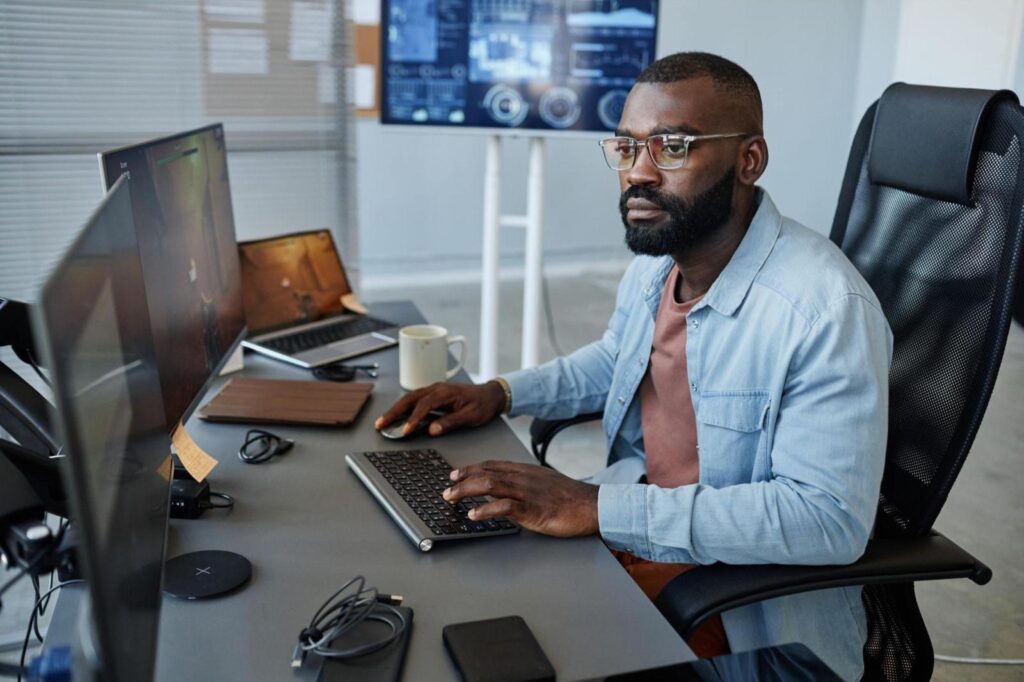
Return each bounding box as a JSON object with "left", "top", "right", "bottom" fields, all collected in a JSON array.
[
  {"left": 170, "top": 462, "right": 234, "bottom": 519},
  {"left": 170, "top": 477, "right": 212, "bottom": 519}
]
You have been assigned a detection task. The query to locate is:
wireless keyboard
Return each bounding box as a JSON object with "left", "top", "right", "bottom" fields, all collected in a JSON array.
[{"left": 345, "top": 448, "right": 519, "bottom": 551}]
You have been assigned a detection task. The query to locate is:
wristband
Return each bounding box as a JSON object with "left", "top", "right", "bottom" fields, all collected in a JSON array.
[{"left": 492, "top": 377, "right": 513, "bottom": 415}]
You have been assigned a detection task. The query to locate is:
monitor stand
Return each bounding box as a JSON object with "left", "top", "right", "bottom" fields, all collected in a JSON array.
[{"left": 163, "top": 550, "right": 251, "bottom": 600}]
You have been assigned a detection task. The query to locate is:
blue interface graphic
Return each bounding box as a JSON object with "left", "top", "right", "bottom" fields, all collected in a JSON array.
[{"left": 382, "top": 0, "right": 658, "bottom": 132}]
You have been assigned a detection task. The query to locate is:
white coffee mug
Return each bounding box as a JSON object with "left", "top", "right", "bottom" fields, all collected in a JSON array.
[{"left": 399, "top": 325, "right": 467, "bottom": 391}]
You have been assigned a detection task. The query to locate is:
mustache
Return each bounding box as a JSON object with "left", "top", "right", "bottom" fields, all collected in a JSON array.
[{"left": 618, "top": 185, "right": 677, "bottom": 217}]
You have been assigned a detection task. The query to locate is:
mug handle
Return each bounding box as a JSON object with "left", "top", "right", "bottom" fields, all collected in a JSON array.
[{"left": 445, "top": 335, "right": 467, "bottom": 380}]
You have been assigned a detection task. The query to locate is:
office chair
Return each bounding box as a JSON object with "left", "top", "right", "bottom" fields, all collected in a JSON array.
[{"left": 529, "top": 83, "right": 1024, "bottom": 681}]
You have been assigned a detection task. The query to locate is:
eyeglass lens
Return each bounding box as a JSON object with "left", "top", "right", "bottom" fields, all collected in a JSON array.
[{"left": 601, "top": 135, "right": 690, "bottom": 171}]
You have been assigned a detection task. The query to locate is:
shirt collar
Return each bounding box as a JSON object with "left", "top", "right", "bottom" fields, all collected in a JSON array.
[{"left": 643, "top": 187, "right": 781, "bottom": 318}]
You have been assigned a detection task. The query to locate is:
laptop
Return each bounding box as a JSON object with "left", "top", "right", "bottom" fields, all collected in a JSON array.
[{"left": 239, "top": 230, "right": 399, "bottom": 368}]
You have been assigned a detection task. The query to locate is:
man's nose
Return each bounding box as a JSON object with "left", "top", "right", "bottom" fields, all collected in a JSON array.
[{"left": 625, "top": 145, "right": 661, "bottom": 186}]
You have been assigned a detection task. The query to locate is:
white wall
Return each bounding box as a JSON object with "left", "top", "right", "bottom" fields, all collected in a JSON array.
[
  {"left": 659, "top": 0, "right": 865, "bottom": 238},
  {"left": 894, "top": 0, "right": 1024, "bottom": 89},
  {"left": 854, "top": 0, "right": 1024, "bottom": 135},
  {"left": 851, "top": 0, "right": 902, "bottom": 132}
]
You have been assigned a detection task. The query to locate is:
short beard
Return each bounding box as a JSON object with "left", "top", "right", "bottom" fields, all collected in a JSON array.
[{"left": 620, "top": 168, "right": 736, "bottom": 257}]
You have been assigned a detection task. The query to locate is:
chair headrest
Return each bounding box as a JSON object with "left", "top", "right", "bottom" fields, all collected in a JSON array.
[{"left": 868, "top": 83, "right": 1019, "bottom": 205}]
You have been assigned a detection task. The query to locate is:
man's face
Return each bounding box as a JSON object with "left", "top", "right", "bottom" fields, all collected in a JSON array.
[{"left": 615, "top": 78, "right": 742, "bottom": 256}]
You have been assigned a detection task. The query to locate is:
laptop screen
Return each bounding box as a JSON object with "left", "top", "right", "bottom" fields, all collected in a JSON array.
[{"left": 238, "top": 229, "right": 354, "bottom": 335}]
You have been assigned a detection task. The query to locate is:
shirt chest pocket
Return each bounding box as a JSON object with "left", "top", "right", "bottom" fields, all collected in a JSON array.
[{"left": 696, "top": 391, "right": 770, "bottom": 487}]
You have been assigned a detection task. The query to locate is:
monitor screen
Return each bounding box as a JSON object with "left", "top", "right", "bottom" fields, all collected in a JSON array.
[
  {"left": 99, "top": 124, "right": 246, "bottom": 429},
  {"left": 381, "top": 0, "right": 658, "bottom": 133},
  {"left": 33, "top": 174, "right": 172, "bottom": 682}
]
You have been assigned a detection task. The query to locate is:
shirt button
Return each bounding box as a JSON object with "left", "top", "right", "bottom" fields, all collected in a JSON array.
[
  {"left": 618, "top": 395, "right": 626, "bottom": 404},
  {"left": 690, "top": 319, "right": 699, "bottom": 329},
  {"left": 690, "top": 382, "right": 698, "bottom": 392}
]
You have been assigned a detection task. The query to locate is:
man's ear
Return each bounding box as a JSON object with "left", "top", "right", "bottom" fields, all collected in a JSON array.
[{"left": 737, "top": 136, "right": 768, "bottom": 186}]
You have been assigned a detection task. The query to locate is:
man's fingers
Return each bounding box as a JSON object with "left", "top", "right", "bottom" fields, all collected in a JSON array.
[
  {"left": 443, "top": 472, "right": 522, "bottom": 502},
  {"left": 465, "top": 497, "right": 522, "bottom": 521},
  {"left": 403, "top": 385, "right": 452, "bottom": 433},
  {"left": 450, "top": 459, "right": 534, "bottom": 481},
  {"left": 428, "top": 404, "right": 478, "bottom": 436},
  {"left": 375, "top": 389, "right": 428, "bottom": 429}
]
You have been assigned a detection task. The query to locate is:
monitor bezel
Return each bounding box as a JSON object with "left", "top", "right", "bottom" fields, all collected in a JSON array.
[
  {"left": 97, "top": 123, "right": 248, "bottom": 428},
  {"left": 32, "top": 174, "right": 174, "bottom": 682}
]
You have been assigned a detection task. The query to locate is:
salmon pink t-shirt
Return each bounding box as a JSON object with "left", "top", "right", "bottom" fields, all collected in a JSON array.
[{"left": 639, "top": 265, "right": 703, "bottom": 488}]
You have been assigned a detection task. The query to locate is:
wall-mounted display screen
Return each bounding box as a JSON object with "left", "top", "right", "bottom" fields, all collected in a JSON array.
[{"left": 381, "top": 0, "right": 658, "bottom": 133}]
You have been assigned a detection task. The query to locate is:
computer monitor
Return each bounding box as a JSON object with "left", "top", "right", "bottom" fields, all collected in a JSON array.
[
  {"left": 381, "top": 0, "right": 658, "bottom": 133},
  {"left": 98, "top": 124, "right": 246, "bottom": 430},
  {"left": 32, "top": 174, "right": 172, "bottom": 682}
]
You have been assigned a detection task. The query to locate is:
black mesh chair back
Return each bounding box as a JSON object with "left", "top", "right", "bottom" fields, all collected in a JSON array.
[
  {"left": 831, "top": 84, "right": 1024, "bottom": 537},
  {"left": 830, "top": 84, "right": 1024, "bottom": 681}
]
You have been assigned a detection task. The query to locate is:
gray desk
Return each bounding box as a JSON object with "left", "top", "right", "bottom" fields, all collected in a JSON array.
[{"left": 58, "top": 301, "right": 695, "bottom": 681}]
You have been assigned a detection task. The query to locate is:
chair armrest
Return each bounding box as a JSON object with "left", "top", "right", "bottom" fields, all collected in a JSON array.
[
  {"left": 654, "top": 530, "right": 991, "bottom": 638},
  {"left": 529, "top": 412, "right": 603, "bottom": 466}
]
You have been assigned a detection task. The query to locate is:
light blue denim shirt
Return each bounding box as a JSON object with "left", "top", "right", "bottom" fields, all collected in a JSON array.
[{"left": 502, "top": 189, "right": 893, "bottom": 681}]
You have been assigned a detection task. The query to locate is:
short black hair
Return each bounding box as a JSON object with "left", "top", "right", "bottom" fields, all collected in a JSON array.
[{"left": 637, "top": 52, "right": 763, "bottom": 122}]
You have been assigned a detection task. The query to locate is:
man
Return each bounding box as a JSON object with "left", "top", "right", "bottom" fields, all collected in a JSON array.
[{"left": 376, "top": 52, "right": 892, "bottom": 681}]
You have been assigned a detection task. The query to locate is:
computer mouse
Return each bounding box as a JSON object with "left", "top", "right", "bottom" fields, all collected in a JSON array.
[{"left": 379, "top": 410, "right": 446, "bottom": 440}]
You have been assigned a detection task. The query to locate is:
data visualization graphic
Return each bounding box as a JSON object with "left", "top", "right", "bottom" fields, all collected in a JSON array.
[{"left": 382, "top": 0, "right": 658, "bottom": 133}]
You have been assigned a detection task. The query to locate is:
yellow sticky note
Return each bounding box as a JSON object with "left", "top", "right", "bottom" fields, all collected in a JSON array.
[
  {"left": 340, "top": 292, "right": 368, "bottom": 315},
  {"left": 171, "top": 424, "right": 219, "bottom": 482}
]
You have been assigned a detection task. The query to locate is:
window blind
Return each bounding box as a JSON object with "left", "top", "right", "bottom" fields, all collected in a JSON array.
[{"left": 0, "top": 0, "right": 358, "bottom": 315}]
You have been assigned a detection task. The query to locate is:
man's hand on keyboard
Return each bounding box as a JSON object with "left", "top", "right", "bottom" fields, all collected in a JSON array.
[
  {"left": 375, "top": 381, "right": 506, "bottom": 437},
  {"left": 443, "top": 461, "right": 599, "bottom": 537}
]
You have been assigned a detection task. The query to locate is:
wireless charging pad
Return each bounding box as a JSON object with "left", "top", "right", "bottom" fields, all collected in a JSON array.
[{"left": 163, "top": 550, "right": 251, "bottom": 600}]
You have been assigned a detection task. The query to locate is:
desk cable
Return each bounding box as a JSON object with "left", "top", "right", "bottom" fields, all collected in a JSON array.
[
  {"left": 204, "top": 491, "right": 235, "bottom": 510},
  {"left": 14, "top": 579, "right": 84, "bottom": 682},
  {"left": 291, "top": 575, "right": 405, "bottom": 669},
  {"left": 238, "top": 429, "right": 294, "bottom": 465},
  {"left": 933, "top": 653, "right": 1024, "bottom": 666},
  {"left": 540, "top": 269, "right": 566, "bottom": 357}
]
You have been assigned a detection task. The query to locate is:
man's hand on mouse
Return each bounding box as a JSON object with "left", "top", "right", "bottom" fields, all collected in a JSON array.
[
  {"left": 374, "top": 381, "right": 507, "bottom": 437},
  {"left": 443, "top": 460, "right": 600, "bottom": 537}
]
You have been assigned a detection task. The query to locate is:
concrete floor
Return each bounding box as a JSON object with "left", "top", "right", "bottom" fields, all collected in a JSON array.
[{"left": 2, "top": 269, "right": 1021, "bottom": 679}]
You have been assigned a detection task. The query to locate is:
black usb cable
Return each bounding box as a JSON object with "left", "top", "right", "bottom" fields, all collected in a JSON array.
[{"left": 238, "top": 429, "right": 294, "bottom": 464}]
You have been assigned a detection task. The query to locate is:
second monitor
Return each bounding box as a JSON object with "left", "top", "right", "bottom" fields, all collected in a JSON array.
[{"left": 98, "top": 124, "right": 246, "bottom": 430}]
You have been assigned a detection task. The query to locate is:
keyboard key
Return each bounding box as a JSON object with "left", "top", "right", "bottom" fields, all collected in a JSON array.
[{"left": 263, "top": 315, "right": 394, "bottom": 353}]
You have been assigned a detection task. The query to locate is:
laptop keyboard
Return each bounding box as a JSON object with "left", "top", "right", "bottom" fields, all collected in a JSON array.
[
  {"left": 260, "top": 315, "right": 393, "bottom": 355},
  {"left": 363, "top": 449, "right": 518, "bottom": 537}
]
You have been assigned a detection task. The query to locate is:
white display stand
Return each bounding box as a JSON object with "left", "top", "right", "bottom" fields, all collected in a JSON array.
[{"left": 479, "top": 134, "right": 546, "bottom": 380}]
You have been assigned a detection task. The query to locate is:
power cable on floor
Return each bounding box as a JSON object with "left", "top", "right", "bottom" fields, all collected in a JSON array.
[
  {"left": 540, "top": 270, "right": 565, "bottom": 358},
  {"left": 935, "top": 654, "right": 1024, "bottom": 665}
]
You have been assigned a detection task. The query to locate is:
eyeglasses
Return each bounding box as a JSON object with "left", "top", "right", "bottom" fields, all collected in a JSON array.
[{"left": 598, "top": 132, "right": 750, "bottom": 171}]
